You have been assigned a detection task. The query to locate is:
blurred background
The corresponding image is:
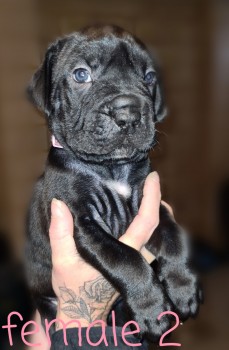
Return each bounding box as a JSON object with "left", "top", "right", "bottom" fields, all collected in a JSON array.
[{"left": 0, "top": 0, "right": 228, "bottom": 348}]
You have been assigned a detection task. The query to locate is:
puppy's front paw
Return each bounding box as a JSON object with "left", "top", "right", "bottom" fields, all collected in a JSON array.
[
  {"left": 158, "top": 262, "right": 202, "bottom": 321},
  {"left": 128, "top": 286, "right": 173, "bottom": 342}
]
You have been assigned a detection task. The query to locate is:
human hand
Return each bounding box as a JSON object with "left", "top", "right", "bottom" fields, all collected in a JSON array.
[{"left": 49, "top": 171, "right": 162, "bottom": 329}]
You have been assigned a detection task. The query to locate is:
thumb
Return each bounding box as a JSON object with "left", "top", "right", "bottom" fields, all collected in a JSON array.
[
  {"left": 49, "top": 199, "right": 77, "bottom": 264},
  {"left": 119, "top": 171, "right": 161, "bottom": 250}
]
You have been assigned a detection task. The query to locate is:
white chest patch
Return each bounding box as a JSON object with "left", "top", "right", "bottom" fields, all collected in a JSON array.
[
  {"left": 51, "top": 299, "right": 58, "bottom": 306},
  {"left": 106, "top": 180, "right": 132, "bottom": 198}
]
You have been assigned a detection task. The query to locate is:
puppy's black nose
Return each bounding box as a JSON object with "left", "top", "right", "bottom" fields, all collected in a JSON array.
[
  {"left": 111, "top": 95, "right": 141, "bottom": 129},
  {"left": 115, "top": 110, "right": 141, "bottom": 129}
]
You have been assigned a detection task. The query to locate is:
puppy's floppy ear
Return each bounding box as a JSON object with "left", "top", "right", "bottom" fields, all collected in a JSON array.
[
  {"left": 27, "top": 40, "right": 62, "bottom": 116},
  {"left": 152, "top": 72, "right": 167, "bottom": 122}
]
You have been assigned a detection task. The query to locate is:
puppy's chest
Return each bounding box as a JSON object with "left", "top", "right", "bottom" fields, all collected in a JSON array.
[
  {"left": 105, "top": 180, "right": 132, "bottom": 198},
  {"left": 87, "top": 179, "right": 140, "bottom": 238}
]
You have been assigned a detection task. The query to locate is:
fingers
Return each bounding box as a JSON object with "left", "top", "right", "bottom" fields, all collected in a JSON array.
[
  {"left": 49, "top": 199, "right": 78, "bottom": 265},
  {"left": 138, "top": 171, "right": 161, "bottom": 221},
  {"left": 49, "top": 173, "right": 162, "bottom": 267},
  {"left": 140, "top": 246, "right": 156, "bottom": 264},
  {"left": 119, "top": 171, "right": 161, "bottom": 251},
  {"left": 161, "top": 200, "right": 174, "bottom": 217}
]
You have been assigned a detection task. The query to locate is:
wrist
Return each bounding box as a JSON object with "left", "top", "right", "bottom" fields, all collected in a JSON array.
[
  {"left": 56, "top": 306, "right": 108, "bottom": 330},
  {"left": 56, "top": 312, "right": 92, "bottom": 330}
]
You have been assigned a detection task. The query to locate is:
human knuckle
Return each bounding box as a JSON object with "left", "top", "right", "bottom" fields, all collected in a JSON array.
[{"left": 52, "top": 257, "right": 66, "bottom": 270}]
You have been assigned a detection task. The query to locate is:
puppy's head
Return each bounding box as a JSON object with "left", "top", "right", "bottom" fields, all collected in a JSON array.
[{"left": 28, "top": 25, "right": 167, "bottom": 162}]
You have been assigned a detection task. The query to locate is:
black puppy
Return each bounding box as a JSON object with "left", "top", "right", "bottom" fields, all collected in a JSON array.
[{"left": 26, "top": 25, "right": 201, "bottom": 341}]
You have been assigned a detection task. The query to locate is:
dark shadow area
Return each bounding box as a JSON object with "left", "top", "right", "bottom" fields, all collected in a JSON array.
[{"left": 0, "top": 234, "right": 33, "bottom": 349}]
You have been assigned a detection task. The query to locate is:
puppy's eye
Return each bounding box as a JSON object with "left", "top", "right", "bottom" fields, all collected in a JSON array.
[
  {"left": 144, "top": 71, "right": 155, "bottom": 85},
  {"left": 73, "top": 68, "right": 92, "bottom": 83}
]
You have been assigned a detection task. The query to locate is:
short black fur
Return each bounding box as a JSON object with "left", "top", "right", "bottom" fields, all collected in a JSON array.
[{"left": 26, "top": 25, "right": 201, "bottom": 342}]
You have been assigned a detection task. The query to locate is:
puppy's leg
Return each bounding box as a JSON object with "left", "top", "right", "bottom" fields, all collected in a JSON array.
[
  {"left": 74, "top": 214, "right": 172, "bottom": 342},
  {"left": 146, "top": 204, "right": 202, "bottom": 321}
]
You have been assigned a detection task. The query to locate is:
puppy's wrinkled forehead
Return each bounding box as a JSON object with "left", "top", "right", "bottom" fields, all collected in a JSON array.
[
  {"left": 28, "top": 25, "right": 166, "bottom": 126},
  {"left": 54, "top": 26, "right": 153, "bottom": 77}
]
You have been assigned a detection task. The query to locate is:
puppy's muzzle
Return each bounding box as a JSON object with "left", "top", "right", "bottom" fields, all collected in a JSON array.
[{"left": 110, "top": 95, "right": 141, "bottom": 131}]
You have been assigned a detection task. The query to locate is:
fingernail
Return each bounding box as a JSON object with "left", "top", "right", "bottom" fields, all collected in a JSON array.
[
  {"left": 150, "top": 171, "right": 160, "bottom": 182},
  {"left": 52, "top": 198, "right": 63, "bottom": 217}
]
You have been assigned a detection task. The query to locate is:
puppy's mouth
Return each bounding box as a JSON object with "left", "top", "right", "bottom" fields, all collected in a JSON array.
[
  {"left": 67, "top": 100, "right": 155, "bottom": 160},
  {"left": 68, "top": 118, "right": 155, "bottom": 159}
]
